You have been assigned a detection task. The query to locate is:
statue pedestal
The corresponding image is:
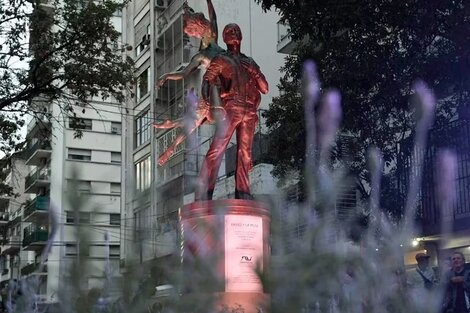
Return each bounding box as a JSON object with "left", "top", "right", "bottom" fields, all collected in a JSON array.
[{"left": 181, "top": 199, "right": 270, "bottom": 313}]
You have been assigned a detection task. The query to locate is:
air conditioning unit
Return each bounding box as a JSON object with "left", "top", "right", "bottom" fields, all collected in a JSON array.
[
  {"left": 156, "top": 15, "right": 168, "bottom": 35},
  {"left": 155, "top": 37, "right": 165, "bottom": 52},
  {"left": 111, "top": 126, "right": 121, "bottom": 134},
  {"left": 141, "top": 34, "right": 151, "bottom": 46},
  {"left": 155, "top": 0, "right": 168, "bottom": 10}
]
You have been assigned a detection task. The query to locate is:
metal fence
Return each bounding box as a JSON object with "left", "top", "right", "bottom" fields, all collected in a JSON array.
[{"left": 397, "top": 118, "right": 470, "bottom": 235}]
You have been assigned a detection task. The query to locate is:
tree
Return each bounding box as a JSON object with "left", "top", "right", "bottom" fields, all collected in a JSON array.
[
  {"left": 0, "top": 0, "right": 134, "bottom": 155},
  {"left": 256, "top": 0, "right": 470, "bottom": 216}
]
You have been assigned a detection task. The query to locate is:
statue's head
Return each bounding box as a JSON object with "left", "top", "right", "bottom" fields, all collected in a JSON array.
[
  {"left": 183, "top": 6, "right": 211, "bottom": 39},
  {"left": 222, "top": 23, "right": 242, "bottom": 45}
]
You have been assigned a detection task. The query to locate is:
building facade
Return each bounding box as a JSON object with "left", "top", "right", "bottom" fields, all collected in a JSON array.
[
  {"left": 9, "top": 1, "right": 125, "bottom": 303},
  {"left": 0, "top": 153, "right": 31, "bottom": 294}
]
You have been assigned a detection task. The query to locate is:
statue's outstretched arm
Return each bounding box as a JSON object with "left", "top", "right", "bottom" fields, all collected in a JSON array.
[
  {"left": 206, "top": 0, "right": 218, "bottom": 44},
  {"left": 157, "top": 54, "right": 202, "bottom": 88}
]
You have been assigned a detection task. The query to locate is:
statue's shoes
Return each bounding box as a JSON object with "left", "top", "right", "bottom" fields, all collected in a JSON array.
[{"left": 235, "top": 190, "right": 254, "bottom": 200}]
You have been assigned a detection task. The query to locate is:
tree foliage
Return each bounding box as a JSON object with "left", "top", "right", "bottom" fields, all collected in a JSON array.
[
  {"left": 256, "top": 0, "right": 470, "bottom": 209},
  {"left": 0, "top": 0, "right": 134, "bottom": 155}
]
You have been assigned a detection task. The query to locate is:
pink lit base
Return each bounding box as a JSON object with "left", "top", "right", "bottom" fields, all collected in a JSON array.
[{"left": 181, "top": 199, "right": 271, "bottom": 313}]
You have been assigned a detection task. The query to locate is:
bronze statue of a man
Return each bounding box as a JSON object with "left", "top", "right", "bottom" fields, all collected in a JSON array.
[{"left": 196, "top": 23, "right": 269, "bottom": 201}]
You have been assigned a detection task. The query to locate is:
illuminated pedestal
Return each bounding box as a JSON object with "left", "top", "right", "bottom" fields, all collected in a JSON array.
[{"left": 181, "top": 199, "right": 270, "bottom": 313}]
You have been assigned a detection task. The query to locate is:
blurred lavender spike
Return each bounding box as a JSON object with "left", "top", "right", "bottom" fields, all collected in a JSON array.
[
  {"left": 436, "top": 149, "right": 457, "bottom": 238},
  {"left": 103, "top": 231, "right": 111, "bottom": 296},
  {"left": 367, "top": 147, "right": 383, "bottom": 218},
  {"left": 403, "top": 80, "right": 436, "bottom": 229},
  {"left": 184, "top": 88, "right": 199, "bottom": 151},
  {"left": 39, "top": 203, "right": 58, "bottom": 272},
  {"left": 318, "top": 89, "right": 342, "bottom": 162},
  {"left": 413, "top": 80, "right": 436, "bottom": 130},
  {"left": 303, "top": 60, "right": 320, "bottom": 165},
  {"left": 303, "top": 60, "right": 321, "bottom": 207}
]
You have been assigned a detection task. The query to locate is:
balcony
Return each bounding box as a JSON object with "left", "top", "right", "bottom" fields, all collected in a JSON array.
[
  {"left": 0, "top": 268, "right": 10, "bottom": 283},
  {"left": 23, "top": 227, "right": 48, "bottom": 251},
  {"left": 156, "top": 0, "right": 183, "bottom": 33},
  {"left": 277, "top": 22, "right": 295, "bottom": 54},
  {"left": 8, "top": 212, "right": 21, "bottom": 227},
  {"left": 25, "top": 140, "right": 52, "bottom": 166},
  {"left": 21, "top": 262, "right": 47, "bottom": 276},
  {"left": 0, "top": 198, "right": 8, "bottom": 213},
  {"left": 1, "top": 235, "right": 21, "bottom": 255},
  {"left": 23, "top": 196, "right": 49, "bottom": 222},
  {"left": 156, "top": 128, "right": 185, "bottom": 186},
  {"left": 27, "top": 114, "right": 51, "bottom": 139},
  {"left": 24, "top": 167, "right": 50, "bottom": 194},
  {"left": 0, "top": 213, "right": 9, "bottom": 225}
]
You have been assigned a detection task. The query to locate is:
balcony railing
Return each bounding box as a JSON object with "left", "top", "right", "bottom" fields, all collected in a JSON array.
[
  {"left": 26, "top": 114, "right": 51, "bottom": 138},
  {"left": 397, "top": 118, "right": 470, "bottom": 236},
  {"left": 25, "top": 140, "right": 51, "bottom": 165},
  {"left": 2, "top": 235, "right": 21, "bottom": 254},
  {"left": 0, "top": 213, "right": 9, "bottom": 224},
  {"left": 0, "top": 198, "right": 8, "bottom": 212},
  {"left": 21, "top": 262, "right": 47, "bottom": 276},
  {"left": 24, "top": 167, "right": 50, "bottom": 193},
  {"left": 158, "top": 0, "right": 183, "bottom": 28},
  {"left": 23, "top": 196, "right": 49, "bottom": 220},
  {"left": 23, "top": 228, "right": 48, "bottom": 248},
  {"left": 277, "top": 21, "right": 290, "bottom": 44}
]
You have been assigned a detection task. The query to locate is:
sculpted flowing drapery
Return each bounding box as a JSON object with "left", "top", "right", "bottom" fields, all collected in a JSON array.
[{"left": 154, "top": 0, "right": 224, "bottom": 166}]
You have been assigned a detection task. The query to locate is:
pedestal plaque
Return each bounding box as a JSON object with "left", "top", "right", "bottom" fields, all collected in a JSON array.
[
  {"left": 181, "top": 199, "right": 270, "bottom": 313},
  {"left": 225, "top": 214, "right": 263, "bottom": 292}
]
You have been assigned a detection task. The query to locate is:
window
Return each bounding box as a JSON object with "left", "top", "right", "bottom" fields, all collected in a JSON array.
[
  {"left": 109, "top": 245, "right": 120, "bottom": 257},
  {"left": 110, "top": 183, "right": 120, "bottom": 194},
  {"left": 134, "top": 207, "right": 151, "bottom": 240},
  {"left": 65, "top": 244, "right": 89, "bottom": 256},
  {"left": 77, "top": 181, "right": 91, "bottom": 193},
  {"left": 111, "top": 152, "right": 121, "bottom": 163},
  {"left": 110, "top": 214, "right": 120, "bottom": 225},
  {"left": 135, "top": 109, "right": 151, "bottom": 146},
  {"left": 135, "top": 13, "right": 150, "bottom": 56},
  {"left": 79, "top": 212, "right": 90, "bottom": 224},
  {"left": 111, "top": 122, "right": 121, "bottom": 134},
  {"left": 135, "top": 156, "right": 151, "bottom": 191},
  {"left": 0, "top": 256, "right": 6, "bottom": 273},
  {"left": 136, "top": 25, "right": 150, "bottom": 56},
  {"left": 66, "top": 211, "right": 74, "bottom": 224},
  {"left": 113, "top": 8, "right": 122, "bottom": 17},
  {"left": 68, "top": 148, "right": 91, "bottom": 161},
  {"left": 65, "top": 212, "right": 90, "bottom": 224},
  {"left": 69, "top": 118, "right": 92, "bottom": 130},
  {"left": 136, "top": 68, "right": 150, "bottom": 101},
  {"left": 66, "top": 180, "right": 91, "bottom": 193},
  {"left": 65, "top": 244, "right": 77, "bottom": 256}
]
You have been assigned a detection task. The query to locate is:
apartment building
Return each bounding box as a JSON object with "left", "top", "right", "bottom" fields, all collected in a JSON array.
[
  {"left": 0, "top": 152, "right": 31, "bottom": 291},
  {"left": 12, "top": 2, "right": 125, "bottom": 303},
  {"left": 120, "top": 0, "right": 284, "bottom": 288}
]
